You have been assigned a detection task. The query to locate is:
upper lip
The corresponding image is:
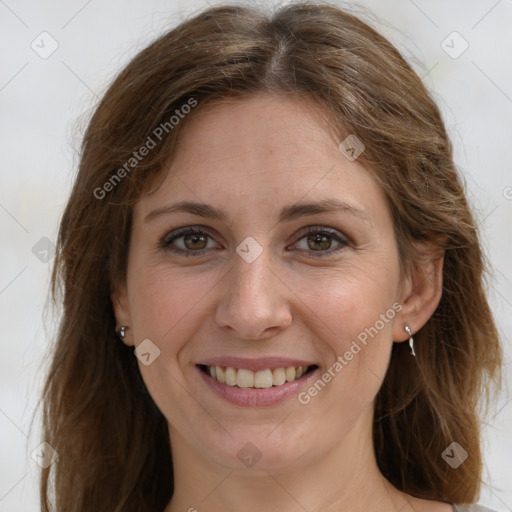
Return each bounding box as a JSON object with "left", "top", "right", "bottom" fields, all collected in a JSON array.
[{"left": 196, "top": 357, "right": 317, "bottom": 372}]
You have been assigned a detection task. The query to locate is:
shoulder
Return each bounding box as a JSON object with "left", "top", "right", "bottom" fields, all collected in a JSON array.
[
  {"left": 453, "top": 505, "right": 499, "bottom": 512},
  {"left": 407, "top": 499, "right": 498, "bottom": 512}
]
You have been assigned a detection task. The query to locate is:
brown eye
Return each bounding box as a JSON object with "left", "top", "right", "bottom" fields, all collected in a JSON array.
[
  {"left": 161, "top": 227, "right": 217, "bottom": 256},
  {"left": 292, "top": 227, "right": 349, "bottom": 257},
  {"left": 306, "top": 233, "right": 332, "bottom": 251},
  {"left": 182, "top": 232, "right": 208, "bottom": 251},
  {"left": 160, "top": 225, "right": 349, "bottom": 258}
]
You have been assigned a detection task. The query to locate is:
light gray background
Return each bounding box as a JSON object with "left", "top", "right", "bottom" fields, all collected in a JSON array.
[{"left": 1, "top": 0, "right": 511, "bottom": 510}]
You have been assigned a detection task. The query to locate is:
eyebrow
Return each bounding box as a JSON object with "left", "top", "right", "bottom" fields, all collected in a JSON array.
[{"left": 145, "top": 198, "right": 372, "bottom": 225}]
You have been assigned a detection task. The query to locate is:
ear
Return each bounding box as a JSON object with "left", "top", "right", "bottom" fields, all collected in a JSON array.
[
  {"left": 392, "top": 241, "right": 444, "bottom": 343},
  {"left": 111, "top": 281, "right": 134, "bottom": 347}
]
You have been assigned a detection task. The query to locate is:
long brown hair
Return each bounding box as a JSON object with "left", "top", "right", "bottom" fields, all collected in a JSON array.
[{"left": 40, "top": 2, "right": 502, "bottom": 510}]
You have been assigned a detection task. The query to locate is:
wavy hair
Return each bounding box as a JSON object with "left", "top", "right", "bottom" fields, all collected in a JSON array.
[{"left": 40, "top": 2, "right": 502, "bottom": 511}]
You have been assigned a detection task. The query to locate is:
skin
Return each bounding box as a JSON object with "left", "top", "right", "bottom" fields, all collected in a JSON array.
[{"left": 113, "top": 94, "right": 449, "bottom": 512}]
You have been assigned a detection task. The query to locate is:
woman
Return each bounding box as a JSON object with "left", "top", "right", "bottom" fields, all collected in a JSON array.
[{"left": 40, "top": 2, "right": 502, "bottom": 511}]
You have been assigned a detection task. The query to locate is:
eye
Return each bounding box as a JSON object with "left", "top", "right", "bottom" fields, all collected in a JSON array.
[
  {"left": 160, "top": 227, "right": 219, "bottom": 256},
  {"left": 290, "top": 226, "right": 349, "bottom": 257},
  {"left": 159, "top": 225, "right": 350, "bottom": 258}
]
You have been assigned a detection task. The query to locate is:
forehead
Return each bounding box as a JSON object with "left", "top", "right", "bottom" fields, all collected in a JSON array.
[
  {"left": 135, "top": 94, "right": 388, "bottom": 223},
  {"left": 171, "top": 94, "right": 343, "bottom": 175}
]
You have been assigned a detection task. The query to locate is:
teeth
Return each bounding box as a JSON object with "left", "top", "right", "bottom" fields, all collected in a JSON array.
[
  {"left": 225, "top": 367, "right": 237, "bottom": 386},
  {"left": 254, "top": 369, "right": 273, "bottom": 388},
  {"left": 216, "top": 366, "right": 225, "bottom": 383},
  {"left": 236, "top": 368, "right": 254, "bottom": 388},
  {"left": 205, "top": 365, "right": 311, "bottom": 388},
  {"left": 285, "top": 366, "right": 296, "bottom": 382},
  {"left": 272, "top": 367, "right": 286, "bottom": 386}
]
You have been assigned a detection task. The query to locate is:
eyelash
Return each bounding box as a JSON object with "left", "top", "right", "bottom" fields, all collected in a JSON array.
[{"left": 159, "top": 225, "right": 350, "bottom": 258}]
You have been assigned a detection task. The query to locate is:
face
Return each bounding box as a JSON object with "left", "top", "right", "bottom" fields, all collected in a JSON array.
[{"left": 114, "top": 94, "right": 412, "bottom": 473}]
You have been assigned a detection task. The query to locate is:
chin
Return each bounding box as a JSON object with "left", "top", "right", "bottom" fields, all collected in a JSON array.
[{"left": 194, "top": 422, "right": 315, "bottom": 473}]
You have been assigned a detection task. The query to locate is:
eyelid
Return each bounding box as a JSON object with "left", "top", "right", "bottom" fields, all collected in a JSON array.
[
  {"left": 159, "top": 224, "right": 351, "bottom": 256},
  {"left": 161, "top": 225, "right": 217, "bottom": 245},
  {"left": 288, "top": 225, "right": 350, "bottom": 256},
  {"left": 159, "top": 225, "right": 220, "bottom": 255}
]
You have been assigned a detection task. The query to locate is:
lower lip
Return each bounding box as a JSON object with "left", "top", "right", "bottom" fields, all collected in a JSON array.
[{"left": 196, "top": 366, "right": 320, "bottom": 407}]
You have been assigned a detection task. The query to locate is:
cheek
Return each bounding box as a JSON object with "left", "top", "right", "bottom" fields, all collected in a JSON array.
[
  {"left": 297, "top": 290, "right": 396, "bottom": 442},
  {"left": 296, "top": 257, "right": 400, "bottom": 346},
  {"left": 126, "top": 265, "right": 210, "bottom": 425},
  {"left": 128, "top": 262, "right": 208, "bottom": 344},
  {"left": 295, "top": 259, "right": 399, "bottom": 401}
]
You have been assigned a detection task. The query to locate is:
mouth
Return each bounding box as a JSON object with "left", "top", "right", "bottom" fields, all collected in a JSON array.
[{"left": 197, "top": 364, "right": 319, "bottom": 389}]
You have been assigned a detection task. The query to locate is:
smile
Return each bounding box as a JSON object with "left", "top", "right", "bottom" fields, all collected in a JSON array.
[{"left": 199, "top": 364, "right": 318, "bottom": 389}]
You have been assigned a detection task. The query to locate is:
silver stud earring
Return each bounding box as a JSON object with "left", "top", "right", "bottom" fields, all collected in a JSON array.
[
  {"left": 117, "top": 325, "right": 128, "bottom": 340},
  {"left": 404, "top": 325, "right": 416, "bottom": 356}
]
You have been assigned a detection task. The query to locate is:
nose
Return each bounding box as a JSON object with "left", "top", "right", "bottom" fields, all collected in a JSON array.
[{"left": 214, "top": 246, "right": 292, "bottom": 341}]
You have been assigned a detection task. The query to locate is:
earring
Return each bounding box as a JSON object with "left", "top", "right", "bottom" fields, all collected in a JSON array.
[
  {"left": 117, "top": 325, "right": 128, "bottom": 340},
  {"left": 404, "top": 325, "right": 416, "bottom": 356}
]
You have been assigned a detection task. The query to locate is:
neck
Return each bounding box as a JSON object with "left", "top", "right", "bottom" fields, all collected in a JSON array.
[{"left": 164, "top": 408, "right": 410, "bottom": 512}]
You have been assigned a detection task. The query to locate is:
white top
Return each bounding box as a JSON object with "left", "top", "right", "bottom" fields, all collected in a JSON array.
[{"left": 453, "top": 505, "right": 498, "bottom": 512}]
